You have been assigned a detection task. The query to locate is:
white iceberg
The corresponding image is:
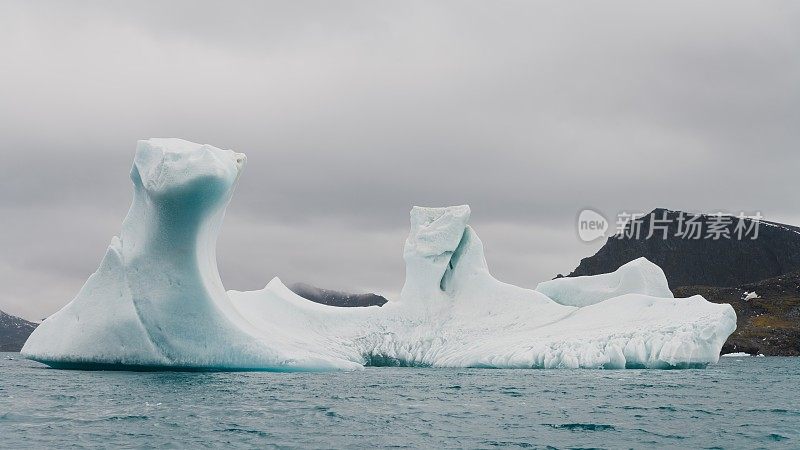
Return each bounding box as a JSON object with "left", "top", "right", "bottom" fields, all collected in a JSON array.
[
  {"left": 535, "top": 257, "right": 674, "bottom": 307},
  {"left": 22, "top": 139, "right": 359, "bottom": 371},
  {"left": 23, "top": 139, "right": 737, "bottom": 371}
]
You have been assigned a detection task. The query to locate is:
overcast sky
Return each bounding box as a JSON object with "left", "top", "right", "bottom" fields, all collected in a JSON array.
[{"left": 1, "top": 1, "right": 798, "bottom": 320}]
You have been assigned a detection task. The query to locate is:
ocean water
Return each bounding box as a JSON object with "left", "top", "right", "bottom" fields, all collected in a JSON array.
[{"left": 1, "top": 353, "right": 797, "bottom": 449}]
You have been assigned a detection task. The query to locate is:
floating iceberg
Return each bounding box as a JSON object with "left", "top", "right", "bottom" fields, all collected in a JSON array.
[
  {"left": 22, "top": 139, "right": 737, "bottom": 371},
  {"left": 22, "top": 139, "right": 359, "bottom": 371}
]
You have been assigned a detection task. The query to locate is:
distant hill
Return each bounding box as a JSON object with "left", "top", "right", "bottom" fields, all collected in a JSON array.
[
  {"left": 566, "top": 208, "right": 800, "bottom": 355},
  {"left": 0, "top": 310, "right": 38, "bottom": 352},
  {"left": 289, "top": 283, "right": 388, "bottom": 307},
  {"left": 570, "top": 208, "right": 800, "bottom": 287}
]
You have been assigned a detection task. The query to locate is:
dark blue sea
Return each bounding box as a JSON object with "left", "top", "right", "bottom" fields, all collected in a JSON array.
[{"left": 1, "top": 353, "right": 797, "bottom": 449}]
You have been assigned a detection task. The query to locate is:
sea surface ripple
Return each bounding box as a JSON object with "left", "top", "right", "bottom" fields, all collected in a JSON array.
[{"left": 1, "top": 353, "right": 798, "bottom": 449}]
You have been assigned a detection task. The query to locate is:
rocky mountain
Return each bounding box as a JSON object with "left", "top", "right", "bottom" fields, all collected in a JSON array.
[
  {"left": 570, "top": 208, "right": 800, "bottom": 287},
  {"left": 566, "top": 208, "right": 800, "bottom": 355},
  {"left": 0, "top": 310, "right": 38, "bottom": 352},
  {"left": 289, "top": 283, "right": 388, "bottom": 307}
]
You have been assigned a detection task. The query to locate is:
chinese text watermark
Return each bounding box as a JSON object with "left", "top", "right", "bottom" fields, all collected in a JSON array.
[{"left": 577, "top": 209, "right": 762, "bottom": 243}]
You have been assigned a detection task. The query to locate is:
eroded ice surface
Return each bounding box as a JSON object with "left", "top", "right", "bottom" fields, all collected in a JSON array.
[{"left": 22, "top": 139, "right": 737, "bottom": 371}]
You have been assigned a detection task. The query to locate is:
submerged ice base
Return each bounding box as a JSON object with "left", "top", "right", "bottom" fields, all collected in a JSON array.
[{"left": 22, "top": 139, "right": 737, "bottom": 371}]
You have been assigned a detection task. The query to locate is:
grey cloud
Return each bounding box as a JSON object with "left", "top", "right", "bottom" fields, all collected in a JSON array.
[{"left": 0, "top": 1, "right": 797, "bottom": 320}]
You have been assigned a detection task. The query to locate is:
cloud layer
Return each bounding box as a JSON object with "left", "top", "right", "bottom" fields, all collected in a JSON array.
[{"left": 1, "top": 1, "right": 798, "bottom": 320}]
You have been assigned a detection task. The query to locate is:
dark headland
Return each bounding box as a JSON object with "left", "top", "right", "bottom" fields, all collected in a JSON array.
[{"left": 565, "top": 208, "right": 800, "bottom": 356}]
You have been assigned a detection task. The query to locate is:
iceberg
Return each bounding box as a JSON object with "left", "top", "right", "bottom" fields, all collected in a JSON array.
[
  {"left": 21, "top": 139, "right": 359, "bottom": 371},
  {"left": 22, "top": 139, "right": 737, "bottom": 371},
  {"left": 535, "top": 257, "right": 674, "bottom": 307}
]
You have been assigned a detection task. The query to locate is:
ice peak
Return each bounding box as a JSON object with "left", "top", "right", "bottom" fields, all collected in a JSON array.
[
  {"left": 132, "top": 138, "right": 246, "bottom": 196},
  {"left": 406, "top": 205, "right": 471, "bottom": 258},
  {"left": 402, "top": 205, "right": 492, "bottom": 300}
]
